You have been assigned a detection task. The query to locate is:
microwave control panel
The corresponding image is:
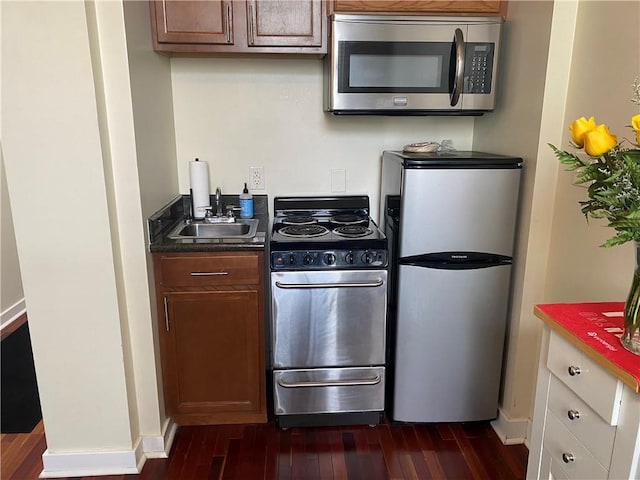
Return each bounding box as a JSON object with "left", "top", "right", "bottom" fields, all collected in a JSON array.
[{"left": 463, "top": 43, "right": 495, "bottom": 94}]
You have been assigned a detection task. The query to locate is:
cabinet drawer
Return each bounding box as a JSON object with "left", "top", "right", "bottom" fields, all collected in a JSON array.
[
  {"left": 547, "top": 331, "right": 623, "bottom": 425},
  {"left": 158, "top": 253, "right": 260, "bottom": 287},
  {"left": 543, "top": 411, "right": 609, "bottom": 479},
  {"left": 548, "top": 375, "right": 615, "bottom": 468}
]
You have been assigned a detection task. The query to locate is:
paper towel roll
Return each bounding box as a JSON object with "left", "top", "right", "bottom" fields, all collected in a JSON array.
[{"left": 189, "top": 159, "right": 211, "bottom": 219}]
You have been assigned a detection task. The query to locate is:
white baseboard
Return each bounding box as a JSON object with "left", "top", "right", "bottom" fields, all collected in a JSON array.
[
  {"left": 39, "top": 418, "right": 177, "bottom": 477},
  {"left": 143, "top": 417, "right": 177, "bottom": 459},
  {"left": 39, "top": 446, "right": 142, "bottom": 478},
  {"left": 1, "top": 298, "right": 26, "bottom": 329},
  {"left": 490, "top": 408, "right": 530, "bottom": 446}
]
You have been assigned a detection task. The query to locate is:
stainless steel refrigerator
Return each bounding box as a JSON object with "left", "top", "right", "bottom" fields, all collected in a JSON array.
[{"left": 380, "top": 150, "right": 522, "bottom": 422}]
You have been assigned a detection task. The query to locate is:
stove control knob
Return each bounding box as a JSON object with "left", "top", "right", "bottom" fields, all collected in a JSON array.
[
  {"left": 345, "top": 251, "right": 354, "bottom": 264},
  {"left": 303, "top": 254, "right": 314, "bottom": 265},
  {"left": 288, "top": 254, "right": 296, "bottom": 265},
  {"left": 362, "top": 251, "right": 373, "bottom": 264},
  {"left": 324, "top": 253, "right": 336, "bottom": 265}
]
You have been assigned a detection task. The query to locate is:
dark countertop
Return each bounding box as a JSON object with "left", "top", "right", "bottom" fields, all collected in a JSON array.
[{"left": 148, "top": 194, "right": 269, "bottom": 253}]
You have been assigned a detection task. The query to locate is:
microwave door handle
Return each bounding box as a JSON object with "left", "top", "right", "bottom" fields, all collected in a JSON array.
[{"left": 451, "top": 28, "right": 465, "bottom": 107}]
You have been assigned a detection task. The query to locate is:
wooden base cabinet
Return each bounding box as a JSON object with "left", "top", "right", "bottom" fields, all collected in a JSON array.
[
  {"left": 150, "top": 0, "right": 326, "bottom": 55},
  {"left": 527, "top": 328, "right": 640, "bottom": 479},
  {"left": 153, "top": 252, "right": 267, "bottom": 425}
]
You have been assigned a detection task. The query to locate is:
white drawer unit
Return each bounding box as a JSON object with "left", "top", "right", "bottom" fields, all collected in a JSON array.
[
  {"left": 547, "top": 375, "right": 615, "bottom": 468},
  {"left": 543, "top": 411, "right": 609, "bottom": 479},
  {"left": 527, "top": 327, "right": 640, "bottom": 480},
  {"left": 547, "top": 332, "right": 623, "bottom": 424}
]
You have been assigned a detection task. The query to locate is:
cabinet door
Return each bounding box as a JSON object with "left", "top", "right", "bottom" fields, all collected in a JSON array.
[
  {"left": 332, "top": 0, "right": 506, "bottom": 15},
  {"left": 246, "top": 0, "right": 323, "bottom": 47},
  {"left": 161, "top": 290, "right": 266, "bottom": 425},
  {"left": 152, "top": 0, "right": 233, "bottom": 45}
]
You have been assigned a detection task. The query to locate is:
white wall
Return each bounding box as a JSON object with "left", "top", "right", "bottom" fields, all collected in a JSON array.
[
  {"left": 123, "top": 3, "right": 179, "bottom": 221},
  {"left": 0, "top": 1, "right": 25, "bottom": 325},
  {"left": 544, "top": 0, "right": 638, "bottom": 302},
  {"left": 474, "top": 0, "right": 555, "bottom": 428},
  {"left": 0, "top": 150, "right": 25, "bottom": 326},
  {"left": 122, "top": 0, "right": 179, "bottom": 439},
  {"left": 170, "top": 58, "right": 475, "bottom": 222},
  {"left": 2, "top": 0, "right": 136, "bottom": 460},
  {"left": 2, "top": 0, "right": 179, "bottom": 474}
]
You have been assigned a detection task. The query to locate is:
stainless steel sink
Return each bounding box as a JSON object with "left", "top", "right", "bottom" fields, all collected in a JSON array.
[{"left": 167, "top": 219, "right": 259, "bottom": 239}]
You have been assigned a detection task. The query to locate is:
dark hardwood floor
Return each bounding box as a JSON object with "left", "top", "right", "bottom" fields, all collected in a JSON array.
[{"left": 2, "top": 419, "right": 528, "bottom": 479}]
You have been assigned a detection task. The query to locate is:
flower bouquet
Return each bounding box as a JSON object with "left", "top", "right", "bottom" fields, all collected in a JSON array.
[{"left": 549, "top": 80, "right": 640, "bottom": 354}]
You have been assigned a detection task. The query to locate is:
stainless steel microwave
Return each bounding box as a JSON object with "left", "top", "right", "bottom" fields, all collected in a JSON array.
[{"left": 324, "top": 14, "right": 503, "bottom": 116}]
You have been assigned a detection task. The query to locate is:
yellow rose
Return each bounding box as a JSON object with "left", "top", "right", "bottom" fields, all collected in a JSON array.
[
  {"left": 632, "top": 113, "right": 640, "bottom": 145},
  {"left": 583, "top": 124, "right": 618, "bottom": 156},
  {"left": 569, "top": 116, "right": 596, "bottom": 147}
]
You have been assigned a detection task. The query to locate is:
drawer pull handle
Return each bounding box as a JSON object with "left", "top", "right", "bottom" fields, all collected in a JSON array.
[
  {"left": 562, "top": 453, "right": 575, "bottom": 463},
  {"left": 567, "top": 365, "right": 581, "bottom": 376},
  {"left": 275, "top": 279, "right": 383, "bottom": 289},
  {"left": 278, "top": 374, "right": 381, "bottom": 388},
  {"left": 191, "top": 272, "right": 229, "bottom": 276},
  {"left": 567, "top": 409, "right": 580, "bottom": 420}
]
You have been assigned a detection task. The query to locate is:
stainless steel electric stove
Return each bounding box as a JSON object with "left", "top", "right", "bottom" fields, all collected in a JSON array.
[{"left": 269, "top": 196, "right": 388, "bottom": 428}]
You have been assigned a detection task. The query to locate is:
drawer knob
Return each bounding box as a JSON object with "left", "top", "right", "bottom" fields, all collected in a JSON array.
[
  {"left": 567, "top": 409, "right": 581, "bottom": 420},
  {"left": 562, "top": 453, "right": 575, "bottom": 463},
  {"left": 567, "top": 365, "right": 581, "bottom": 376}
]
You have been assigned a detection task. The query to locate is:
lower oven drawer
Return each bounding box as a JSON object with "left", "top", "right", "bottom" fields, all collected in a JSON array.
[{"left": 274, "top": 367, "right": 385, "bottom": 415}]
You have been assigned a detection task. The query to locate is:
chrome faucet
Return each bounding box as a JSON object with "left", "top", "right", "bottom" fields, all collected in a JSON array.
[
  {"left": 215, "top": 187, "right": 223, "bottom": 216},
  {"left": 204, "top": 187, "right": 236, "bottom": 223}
]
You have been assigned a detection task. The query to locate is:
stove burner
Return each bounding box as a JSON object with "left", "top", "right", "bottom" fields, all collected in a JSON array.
[
  {"left": 333, "top": 225, "right": 373, "bottom": 238},
  {"left": 279, "top": 225, "right": 329, "bottom": 238},
  {"left": 331, "top": 214, "right": 367, "bottom": 225},
  {"left": 282, "top": 215, "right": 317, "bottom": 225}
]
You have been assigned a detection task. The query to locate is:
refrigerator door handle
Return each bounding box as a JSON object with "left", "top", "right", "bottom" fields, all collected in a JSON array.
[{"left": 399, "top": 251, "right": 512, "bottom": 270}]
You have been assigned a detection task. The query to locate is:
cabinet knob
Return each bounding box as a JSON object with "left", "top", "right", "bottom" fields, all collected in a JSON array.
[
  {"left": 567, "top": 409, "right": 581, "bottom": 420},
  {"left": 567, "top": 365, "right": 581, "bottom": 376},
  {"left": 562, "top": 453, "right": 575, "bottom": 463}
]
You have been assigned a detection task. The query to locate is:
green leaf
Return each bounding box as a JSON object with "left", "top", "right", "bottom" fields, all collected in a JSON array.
[{"left": 551, "top": 142, "right": 640, "bottom": 248}]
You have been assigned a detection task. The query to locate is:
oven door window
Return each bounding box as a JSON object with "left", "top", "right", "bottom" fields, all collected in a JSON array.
[{"left": 338, "top": 41, "right": 454, "bottom": 94}]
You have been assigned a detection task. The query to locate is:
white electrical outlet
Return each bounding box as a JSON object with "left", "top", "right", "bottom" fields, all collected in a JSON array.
[{"left": 250, "top": 167, "right": 265, "bottom": 190}]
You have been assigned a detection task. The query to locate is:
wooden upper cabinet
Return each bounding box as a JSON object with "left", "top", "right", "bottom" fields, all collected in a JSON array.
[
  {"left": 247, "top": 0, "right": 323, "bottom": 47},
  {"left": 153, "top": 0, "right": 232, "bottom": 45},
  {"left": 331, "top": 0, "right": 507, "bottom": 16},
  {"left": 150, "top": 0, "right": 326, "bottom": 55}
]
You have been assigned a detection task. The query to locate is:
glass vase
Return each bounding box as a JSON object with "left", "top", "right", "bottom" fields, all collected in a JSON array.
[{"left": 620, "top": 241, "right": 640, "bottom": 355}]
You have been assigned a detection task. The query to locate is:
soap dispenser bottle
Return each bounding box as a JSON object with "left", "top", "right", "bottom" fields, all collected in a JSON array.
[{"left": 239, "top": 183, "right": 253, "bottom": 218}]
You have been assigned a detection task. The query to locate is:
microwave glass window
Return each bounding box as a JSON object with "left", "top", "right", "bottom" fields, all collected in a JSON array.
[
  {"left": 337, "top": 41, "right": 453, "bottom": 93},
  {"left": 349, "top": 55, "right": 442, "bottom": 88}
]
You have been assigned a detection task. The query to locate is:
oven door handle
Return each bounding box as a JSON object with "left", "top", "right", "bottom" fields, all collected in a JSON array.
[
  {"left": 277, "top": 373, "right": 381, "bottom": 388},
  {"left": 275, "top": 279, "right": 384, "bottom": 289}
]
